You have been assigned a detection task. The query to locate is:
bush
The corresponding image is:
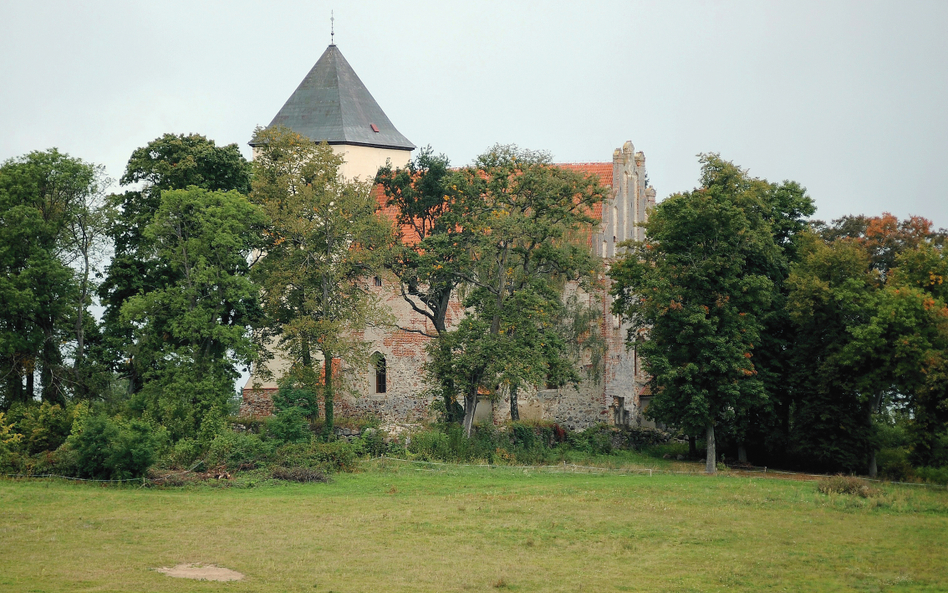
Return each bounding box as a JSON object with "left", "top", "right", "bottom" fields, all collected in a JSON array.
[
  {"left": 267, "top": 407, "right": 312, "bottom": 444},
  {"left": 72, "top": 415, "right": 163, "bottom": 480},
  {"left": 273, "top": 440, "right": 358, "bottom": 473},
  {"left": 357, "top": 428, "right": 387, "bottom": 458},
  {"left": 568, "top": 425, "right": 613, "bottom": 455},
  {"left": 162, "top": 437, "right": 205, "bottom": 470},
  {"left": 272, "top": 379, "right": 319, "bottom": 420},
  {"left": 877, "top": 446, "right": 915, "bottom": 482},
  {"left": 270, "top": 466, "right": 328, "bottom": 483},
  {"left": 6, "top": 402, "right": 82, "bottom": 455},
  {"left": 206, "top": 431, "right": 273, "bottom": 471},
  {"left": 817, "top": 475, "right": 881, "bottom": 498},
  {"left": 914, "top": 466, "right": 948, "bottom": 485}
]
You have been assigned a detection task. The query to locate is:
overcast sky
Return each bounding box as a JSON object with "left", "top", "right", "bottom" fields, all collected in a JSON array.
[{"left": 2, "top": 0, "right": 947, "bottom": 228}]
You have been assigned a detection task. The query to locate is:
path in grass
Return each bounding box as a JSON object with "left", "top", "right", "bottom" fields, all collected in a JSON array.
[{"left": 1, "top": 464, "right": 946, "bottom": 592}]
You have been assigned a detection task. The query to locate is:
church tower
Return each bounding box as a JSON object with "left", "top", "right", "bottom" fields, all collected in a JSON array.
[{"left": 251, "top": 44, "right": 415, "bottom": 180}]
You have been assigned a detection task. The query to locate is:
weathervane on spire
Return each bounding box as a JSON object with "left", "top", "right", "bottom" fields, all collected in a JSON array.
[{"left": 331, "top": 11, "right": 335, "bottom": 45}]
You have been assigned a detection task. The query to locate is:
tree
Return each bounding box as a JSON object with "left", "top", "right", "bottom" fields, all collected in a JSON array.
[
  {"left": 611, "top": 155, "right": 779, "bottom": 473},
  {"left": 251, "top": 126, "right": 394, "bottom": 437},
  {"left": 440, "top": 145, "right": 608, "bottom": 435},
  {"left": 788, "top": 217, "right": 948, "bottom": 474},
  {"left": 785, "top": 234, "right": 881, "bottom": 472},
  {"left": 99, "top": 133, "right": 252, "bottom": 394},
  {"left": 0, "top": 149, "right": 109, "bottom": 406},
  {"left": 120, "top": 186, "right": 264, "bottom": 440},
  {"left": 376, "top": 148, "right": 469, "bottom": 422}
]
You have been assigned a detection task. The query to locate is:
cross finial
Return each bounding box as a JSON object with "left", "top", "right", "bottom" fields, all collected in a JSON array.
[{"left": 331, "top": 11, "right": 334, "bottom": 44}]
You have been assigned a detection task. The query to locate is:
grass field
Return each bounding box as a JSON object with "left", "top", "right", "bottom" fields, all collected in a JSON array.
[{"left": 1, "top": 461, "right": 946, "bottom": 592}]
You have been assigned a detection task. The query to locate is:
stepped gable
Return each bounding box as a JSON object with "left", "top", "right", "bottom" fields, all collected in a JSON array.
[{"left": 253, "top": 44, "right": 414, "bottom": 151}]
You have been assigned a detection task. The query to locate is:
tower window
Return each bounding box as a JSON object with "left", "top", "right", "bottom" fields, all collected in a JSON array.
[{"left": 372, "top": 352, "right": 387, "bottom": 394}]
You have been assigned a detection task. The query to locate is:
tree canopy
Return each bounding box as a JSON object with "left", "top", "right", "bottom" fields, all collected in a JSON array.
[{"left": 250, "top": 126, "right": 394, "bottom": 436}]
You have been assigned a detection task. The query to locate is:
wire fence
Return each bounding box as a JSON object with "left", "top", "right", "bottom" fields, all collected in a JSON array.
[{"left": 4, "top": 460, "right": 946, "bottom": 489}]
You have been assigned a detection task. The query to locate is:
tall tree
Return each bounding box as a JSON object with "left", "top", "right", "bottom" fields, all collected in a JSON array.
[
  {"left": 120, "top": 186, "right": 264, "bottom": 440},
  {"left": 611, "top": 155, "right": 779, "bottom": 473},
  {"left": 99, "top": 133, "right": 251, "bottom": 394},
  {"left": 0, "top": 149, "right": 109, "bottom": 406},
  {"left": 441, "top": 145, "right": 608, "bottom": 434},
  {"left": 376, "top": 148, "right": 469, "bottom": 422},
  {"left": 251, "top": 126, "right": 394, "bottom": 437},
  {"left": 785, "top": 234, "right": 880, "bottom": 472}
]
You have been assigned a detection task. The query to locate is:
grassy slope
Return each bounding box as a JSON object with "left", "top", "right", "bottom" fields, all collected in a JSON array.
[{"left": 1, "top": 464, "right": 946, "bottom": 593}]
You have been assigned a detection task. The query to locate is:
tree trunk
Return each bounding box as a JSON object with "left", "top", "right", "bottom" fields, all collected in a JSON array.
[
  {"left": 463, "top": 388, "right": 478, "bottom": 438},
  {"left": 688, "top": 435, "right": 697, "bottom": 459},
  {"left": 705, "top": 423, "right": 717, "bottom": 474},
  {"left": 323, "top": 352, "right": 334, "bottom": 439},
  {"left": 738, "top": 445, "right": 748, "bottom": 464},
  {"left": 868, "top": 450, "right": 878, "bottom": 478},
  {"left": 509, "top": 384, "right": 519, "bottom": 422}
]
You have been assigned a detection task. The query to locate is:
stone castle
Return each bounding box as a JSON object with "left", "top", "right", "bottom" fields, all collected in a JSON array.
[{"left": 241, "top": 44, "right": 656, "bottom": 429}]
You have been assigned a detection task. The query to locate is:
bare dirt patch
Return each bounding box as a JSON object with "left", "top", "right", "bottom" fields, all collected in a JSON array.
[{"left": 155, "top": 563, "right": 244, "bottom": 581}]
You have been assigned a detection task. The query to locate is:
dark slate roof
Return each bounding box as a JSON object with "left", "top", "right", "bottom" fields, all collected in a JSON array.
[{"left": 252, "top": 45, "right": 415, "bottom": 151}]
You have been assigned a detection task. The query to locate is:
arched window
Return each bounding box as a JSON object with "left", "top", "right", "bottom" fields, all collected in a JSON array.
[{"left": 371, "top": 352, "right": 386, "bottom": 394}]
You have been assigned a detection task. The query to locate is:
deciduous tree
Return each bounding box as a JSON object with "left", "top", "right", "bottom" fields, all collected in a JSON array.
[
  {"left": 120, "top": 186, "right": 263, "bottom": 439},
  {"left": 443, "top": 145, "right": 608, "bottom": 434},
  {"left": 611, "top": 155, "right": 779, "bottom": 473},
  {"left": 99, "top": 134, "right": 251, "bottom": 394},
  {"left": 251, "top": 126, "right": 394, "bottom": 437}
]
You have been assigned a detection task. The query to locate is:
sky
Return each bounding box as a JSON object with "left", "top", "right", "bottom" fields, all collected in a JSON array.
[{"left": 2, "top": 0, "right": 947, "bottom": 228}]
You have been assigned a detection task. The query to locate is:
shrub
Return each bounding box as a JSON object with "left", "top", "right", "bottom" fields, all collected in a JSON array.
[
  {"left": 6, "top": 402, "right": 82, "bottom": 455},
  {"left": 72, "top": 415, "right": 163, "bottom": 480},
  {"left": 272, "top": 379, "right": 319, "bottom": 420},
  {"left": 163, "top": 437, "right": 205, "bottom": 470},
  {"left": 817, "top": 475, "right": 881, "bottom": 498},
  {"left": 206, "top": 431, "right": 273, "bottom": 471},
  {"left": 357, "top": 428, "right": 387, "bottom": 458},
  {"left": 267, "top": 407, "right": 312, "bottom": 444},
  {"left": 914, "top": 466, "right": 948, "bottom": 485},
  {"left": 274, "top": 440, "right": 358, "bottom": 473},
  {"left": 270, "top": 466, "right": 328, "bottom": 483},
  {"left": 568, "top": 425, "right": 613, "bottom": 455}
]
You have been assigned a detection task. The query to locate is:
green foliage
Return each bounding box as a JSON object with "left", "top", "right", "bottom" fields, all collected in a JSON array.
[
  {"left": 118, "top": 186, "right": 264, "bottom": 441},
  {"left": 913, "top": 466, "right": 948, "bottom": 485},
  {"left": 612, "top": 155, "right": 781, "bottom": 471},
  {"left": 71, "top": 415, "right": 164, "bottom": 480},
  {"left": 99, "top": 133, "right": 252, "bottom": 395},
  {"left": 266, "top": 407, "right": 311, "bottom": 444},
  {"left": 357, "top": 428, "right": 387, "bottom": 457},
  {"left": 205, "top": 430, "right": 273, "bottom": 472},
  {"left": 0, "top": 149, "right": 110, "bottom": 405},
  {"left": 426, "top": 145, "right": 609, "bottom": 434},
  {"left": 272, "top": 378, "right": 319, "bottom": 420},
  {"left": 251, "top": 126, "right": 394, "bottom": 436},
  {"left": 5, "top": 401, "right": 82, "bottom": 455},
  {"left": 273, "top": 440, "right": 358, "bottom": 473},
  {"left": 567, "top": 425, "right": 613, "bottom": 455},
  {"left": 163, "top": 437, "right": 204, "bottom": 470}
]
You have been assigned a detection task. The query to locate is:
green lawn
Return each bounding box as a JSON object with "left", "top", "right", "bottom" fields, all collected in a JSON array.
[{"left": 1, "top": 462, "right": 946, "bottom": 592}]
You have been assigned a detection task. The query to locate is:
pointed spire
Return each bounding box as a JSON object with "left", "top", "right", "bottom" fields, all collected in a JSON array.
[{"left": 253, "top": 44, "right": 414, "bottom": 151}]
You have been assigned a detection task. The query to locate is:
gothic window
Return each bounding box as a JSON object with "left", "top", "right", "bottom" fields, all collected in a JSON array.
[{"left": 371, "top": 352, "right": 386, "bottom": 394}]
